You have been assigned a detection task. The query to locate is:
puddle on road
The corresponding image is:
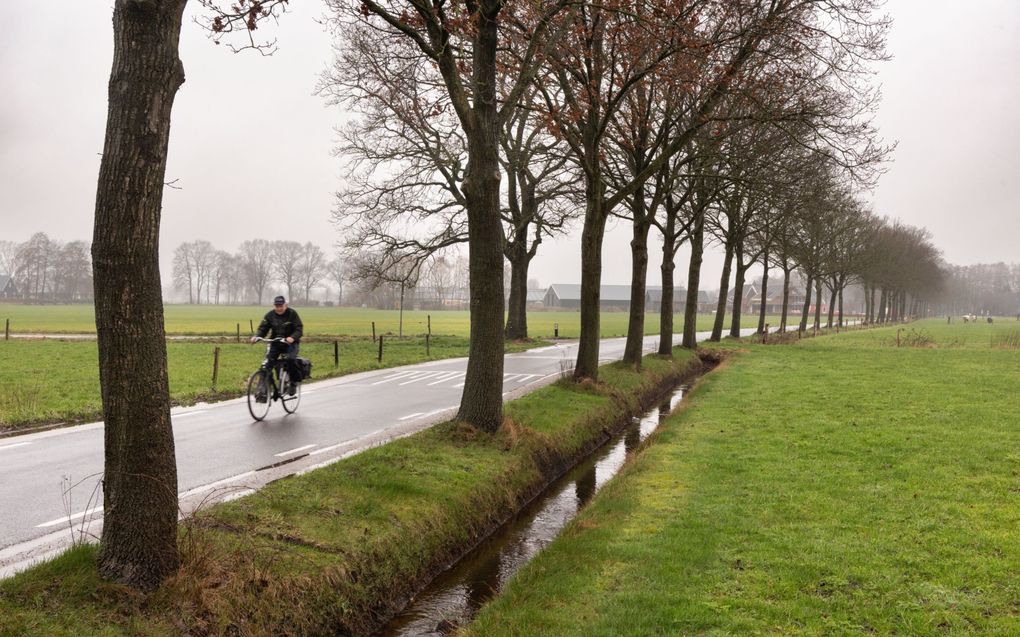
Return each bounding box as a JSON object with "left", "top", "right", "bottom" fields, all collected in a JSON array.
[{"left": 379, "top": 385, "right": 689, "bottom": 637}]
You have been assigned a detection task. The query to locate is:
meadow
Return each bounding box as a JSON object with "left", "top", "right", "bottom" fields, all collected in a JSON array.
[
  {"left": 0, "top": 303, "right": 775, "bottom": 338},
  {"left": 462, "top": 318, "right": 1020, "bottom": 636}
]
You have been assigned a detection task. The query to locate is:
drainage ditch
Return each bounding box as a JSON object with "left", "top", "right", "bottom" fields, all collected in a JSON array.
[{"left": 379, "top": 382, "right": 693, "bottom": 637}]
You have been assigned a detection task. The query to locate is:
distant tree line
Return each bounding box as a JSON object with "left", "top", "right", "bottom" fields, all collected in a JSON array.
[
  {"left": 169, "top": 239, "right": 479, "bottom": 309},
  {"left": 936, "top": 263, "right": 1020, "bottom": 316},
  {"left": 0, "top": 233, "right": 93, "bottom": 303}
]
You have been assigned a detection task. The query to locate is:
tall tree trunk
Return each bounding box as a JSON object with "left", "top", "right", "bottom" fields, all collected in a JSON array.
[
  {"left": 757, "top": 255, "right": 769, "bottom": 334},
  {"left": 878, "top": 288, "right": 888, "bottom": 323},
  {"left": 869, "top": 286, "right": 877, "bottom": 323},
  {"left": 92, "top": 0, "right": 187, "bottom": 591},
  {"left": 574, "top": 159, "right": 607, "bottom": 380},
  {"left": 710, "top": 242, "right": 734, "bottom": 342},
  {"left": 681, "top": 206, "right": 705, "bottom": 349},
  {"left": 799, "top": 274, "right": 813, "bottom": 331},
  {"left": 838, "top": 283, "right": 845, "bottom": 327},
  {"left": 780, "top": 266, "right": 791, "bottom": 332},
  {"left": 826, "top": 281, "right": 837, "bottom": 328},
  {"left": 814, "top": 279, "right": 823, "bottom": 329},
  {"left": 503, "top": 239, "right": 529, "bottom": 340},
  {"left": 729, "top": 256, "right": 747, "bottom": 338},
  {"left": 623, "top": 189, "right": 650, "bottom": 368},
  {"left": 456, "top": 3, "right": 505, "bottom": 432},
  {"left": 658, "top": 211, "right": 677, "bottom": 356}
]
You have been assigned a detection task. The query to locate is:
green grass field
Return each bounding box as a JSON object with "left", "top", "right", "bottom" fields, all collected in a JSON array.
[
  {"left": 463, "top": 319, "right": 1020, "bottom": 636},
  {"left": 0, "top": 303, "right": 781, "bottom": 338}
]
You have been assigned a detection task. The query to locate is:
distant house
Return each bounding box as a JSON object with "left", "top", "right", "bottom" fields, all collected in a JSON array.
[
  {"left": 645, "top": 287, "right": 687, "bottom": 313},
  {"left": 0, "top": 274, "right": 18, "bottom": 300},
  {"left": 544, "top": 284, "right": 689, "bottom": 312},
  {"left": 696, "top": 290, "right": 718, "bottom": 313},
  {"left": 544, "top": 284, "right": 633, "bottom": 310},
  {"left": 526, "top": 288, "right": 547, "bottom": 307}
]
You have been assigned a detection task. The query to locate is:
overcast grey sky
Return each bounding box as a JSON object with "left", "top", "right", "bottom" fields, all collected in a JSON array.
[{"left": 1, "top": 1, "right": 1017, "bottom": 292}]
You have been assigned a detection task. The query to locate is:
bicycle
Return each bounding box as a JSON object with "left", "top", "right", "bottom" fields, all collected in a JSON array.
[{"left": 247, "top": 336, "right": 302, "bottom": 421}]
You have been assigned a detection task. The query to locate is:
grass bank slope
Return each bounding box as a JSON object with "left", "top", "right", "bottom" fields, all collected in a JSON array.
[
  {"left": 0, "top": 352, "right": 701, "bottom": 636},
  {"left": 464, "top": 320, "right": 1020, "bottom": 636}
]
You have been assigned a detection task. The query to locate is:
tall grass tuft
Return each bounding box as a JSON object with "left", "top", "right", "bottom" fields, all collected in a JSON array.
[{"left": 991, "top": 329, "right": 1020, "bottom": 349}]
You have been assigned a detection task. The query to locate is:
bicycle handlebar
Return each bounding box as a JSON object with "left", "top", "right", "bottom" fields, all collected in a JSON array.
[{"left": 252, "top": 336, "right": 289, "bottom": 343}]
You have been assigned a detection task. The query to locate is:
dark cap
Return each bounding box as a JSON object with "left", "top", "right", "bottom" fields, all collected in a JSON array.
[{"left": 273, "top": 296, "right": 286, "bottom": 305}]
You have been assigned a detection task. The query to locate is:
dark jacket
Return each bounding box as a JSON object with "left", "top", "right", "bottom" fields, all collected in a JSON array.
[{"left": 257, "top": 307, "right": 303, "bottom": 341}]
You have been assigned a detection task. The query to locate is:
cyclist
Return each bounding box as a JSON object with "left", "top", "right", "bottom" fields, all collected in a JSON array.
[{"left": 250, "top": 295, "right": 304, "bottom": 396}]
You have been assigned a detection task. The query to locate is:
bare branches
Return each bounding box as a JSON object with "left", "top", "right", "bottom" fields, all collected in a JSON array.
[{"left": 196, "top": 0, "right": 290, "bottom": 54}]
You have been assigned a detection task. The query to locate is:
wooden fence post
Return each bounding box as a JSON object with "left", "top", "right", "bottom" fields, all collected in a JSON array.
[
  {"left": 378, "top": 334, "right": 384, "bottom": 362},
  {"left": 426, "top": 333, "right": 430, "bottom": 356},
  {"left": 212, "top": 347, "right": 221, "bottom": 388},
  {"left": 428, "top": 314, "right": 431, "bottom": 337},
  {"left": 334, "top": 340, "right": 339, "bottom": 368},
  {"left": 236, "top": 323, "right": 240, "bottom": 343},
  {"left": 372, "top": 321, "right": 376, "bottom": 343},
  {"left": 4, "top": 318, "right": 8, "bottom": 341},
  {"left": 249, "top": 319, "right": 254, "bottom": 334}
]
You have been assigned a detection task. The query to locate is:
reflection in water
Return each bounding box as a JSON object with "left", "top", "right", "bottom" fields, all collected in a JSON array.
[{"left": 379, "top": 385, "right": 688, "bottom": 636}]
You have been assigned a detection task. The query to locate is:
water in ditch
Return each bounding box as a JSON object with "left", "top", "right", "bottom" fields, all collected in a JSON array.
[{"left": 379, "top": 385, "right": 689, "bottom": 637}]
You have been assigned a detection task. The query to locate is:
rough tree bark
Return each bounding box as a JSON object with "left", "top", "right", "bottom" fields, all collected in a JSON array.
[
  {"left": 757, "top": 253, "right": 769, "bottom": 334},
  {"left": 657, "top": 209, "right": 678, "bottom": 356},
  {"left": 681, "top": 206, "right": 705, "bottom": 349},
  {"left": 709, "top": 242, "right": 734, "bottom": 342},
  {"left": 799, "top": 273, "right": 813, "bottom": 331},
  {"left": 92, "top": 0, "right": 187, "bottom": 591},
  {"left": 455, "top": 0, "right": 506, "bottom": 431},
  {"left": 622, "top": 182, "right": 651, "bottom": 368},
  {"left": 780, "top": 266, "right": 791, "bottom": 332}
]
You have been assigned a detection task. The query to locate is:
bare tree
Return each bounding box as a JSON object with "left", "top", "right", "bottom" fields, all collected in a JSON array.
[
  {"left": 297, "top": 242, "right": 326, "bottom": 303},
  {"left": 272, "top": 240, "right": 303, "bottom": 302},
  {"left": 240, "top": 238, "right": 274, "bottom": 304},
  {"left": 325, "top": 0, "right": 569, "bottom": 431}
]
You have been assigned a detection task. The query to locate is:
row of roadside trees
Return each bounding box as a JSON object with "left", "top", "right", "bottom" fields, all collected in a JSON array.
[{"left": 86, "top": 0, "right": 945, "bottom": 592}]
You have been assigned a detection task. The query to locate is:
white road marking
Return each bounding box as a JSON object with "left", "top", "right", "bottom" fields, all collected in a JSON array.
[
  {"left": 0, "top": 442, "right": 30, "bottom": 452},
  {"left": 37, "top": 506, "right": 104, "bottom": 529},
  {"left": 398, "top": 412, "right": 426, "bottom": 421},
  {"left": 274, "top": 444, "right": 317, "bottom": 457},
  {"left": 173, "top": 410, "right": 208, "bottom": 419},
  {"left": 179, "top": 471, "right": 257, "bottom": 499},
  {"left": 399, "top": 372, "right": 440, "bottom": 386},
  {"left": 427, "top": 372, "right": 463, "bottom": 386},
  {"left": 371, "top": 371, "right": 417, "bottom": 385}
]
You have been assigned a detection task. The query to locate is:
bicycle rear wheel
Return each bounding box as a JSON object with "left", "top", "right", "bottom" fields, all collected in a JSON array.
[
  {"left": 247, "top": 369, "right": 272, "bottom": 421},
  {"left": 279, "top": 368, "right": 301, "bottom": 414}
]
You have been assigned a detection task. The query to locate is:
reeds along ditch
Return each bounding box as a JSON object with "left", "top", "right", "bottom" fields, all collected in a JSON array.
[{"left": 991, "top": 329, "right": 1020, "bottom": 349}]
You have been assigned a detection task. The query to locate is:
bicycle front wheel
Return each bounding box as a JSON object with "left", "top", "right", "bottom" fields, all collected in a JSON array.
[
  {"left": 247, "top": 369, "right": 272, "bottom": 421},
  {"left": 280, "top": 369, "right": 301, "bottom": 414}
]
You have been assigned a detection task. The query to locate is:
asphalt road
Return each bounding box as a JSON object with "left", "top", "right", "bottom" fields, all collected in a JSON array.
[{"left": 0, "top": 329, "right": 750, "bottom": 576}]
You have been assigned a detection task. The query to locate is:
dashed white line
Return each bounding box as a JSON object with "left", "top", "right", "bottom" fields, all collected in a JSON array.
[
  {"left": 398, "top": 412, "right": 426, "bottom": 421},
  {"left": 398, "top": 372, "right": 438, "bottom": 386},
  {"left": 427, "top": 372, "right": 463, "bottom": 386},
  {"left": 37, "top": 506, "right": 103, "bottom": 528},
  {"left": 0, "top": 442, "right": 31, "bottom": 452},
  {"left": 274, "top": 444, "right": 317, "bottom": 458},
  {"left": 173, "top": 410, "right": 208, "bottom": 419}
]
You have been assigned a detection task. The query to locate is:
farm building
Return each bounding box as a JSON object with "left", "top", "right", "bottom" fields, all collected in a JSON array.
[
  {"left": 0, "top": 274, "right": 18, "bottom": 300},
  {"left": 543, "top": 284, "right": 687, "bottom": 312}
]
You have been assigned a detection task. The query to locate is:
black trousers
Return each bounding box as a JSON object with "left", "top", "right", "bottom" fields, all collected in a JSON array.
[{"left": 266, "top": 341, "right": 301, "bottom": 385}]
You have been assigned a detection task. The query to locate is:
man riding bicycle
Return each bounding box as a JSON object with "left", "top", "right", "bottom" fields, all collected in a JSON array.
[{"left": 250, "top": 295, "right": 304, "bottom": 395}]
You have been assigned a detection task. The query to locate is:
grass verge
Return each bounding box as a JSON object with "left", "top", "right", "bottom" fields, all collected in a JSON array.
[
  {"left": 0, "top": 351, "right": 702, "bottom": 636},
  {"left": 462, "top": 319, "right": 1020, "bottom": 636}
]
